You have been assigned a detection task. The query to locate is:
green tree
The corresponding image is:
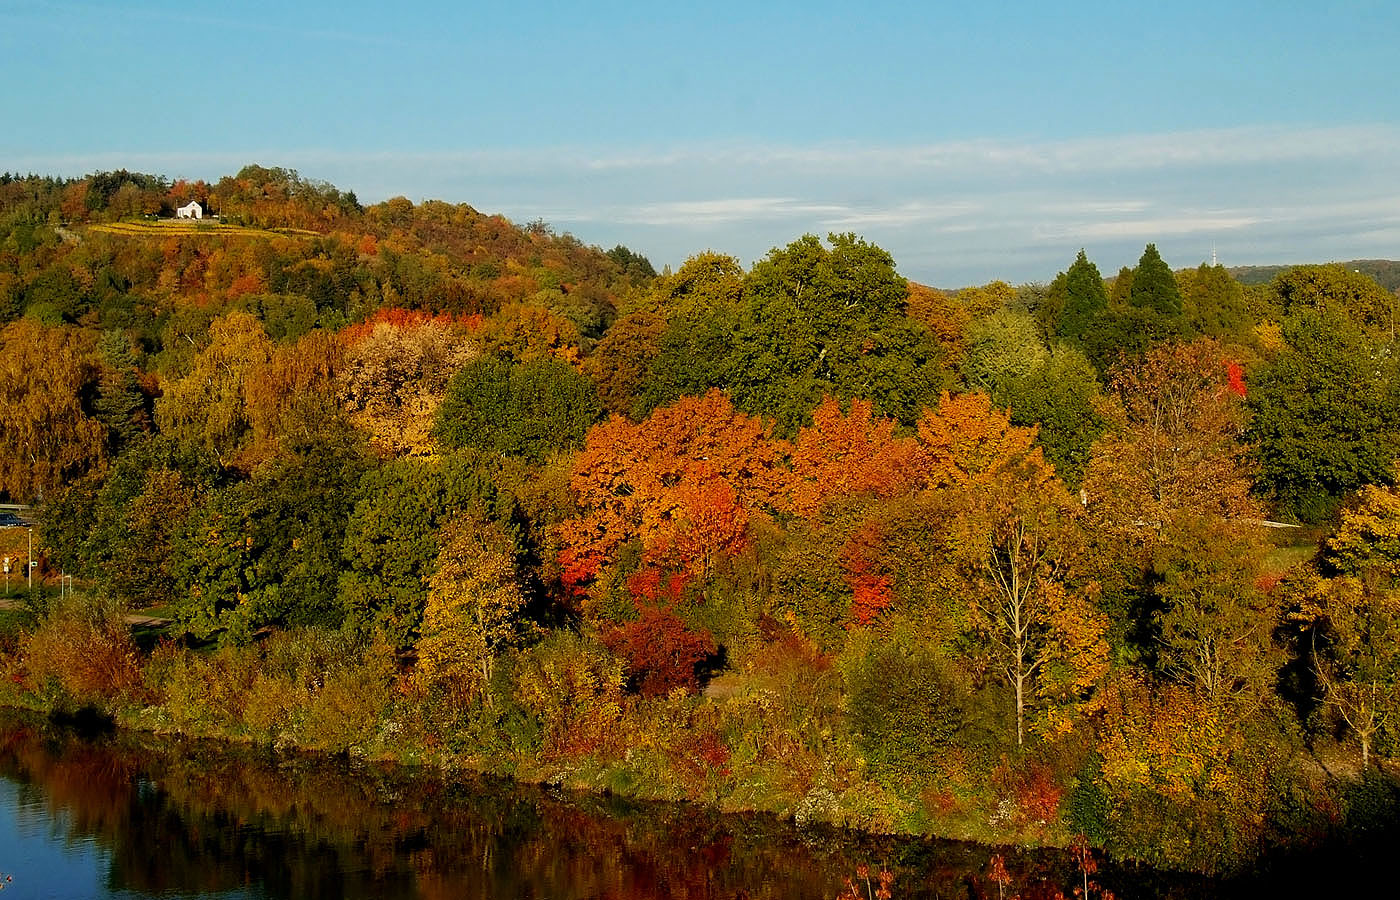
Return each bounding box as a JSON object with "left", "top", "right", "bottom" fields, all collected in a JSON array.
[
  {"left": 637, "top": 253, "right": 749, "bottom": 416},
  {"left": 1129, "top": 244, "right": 1183, "bottom": 317},
  {"left": 583, "top": 308, "right": 666, "bottom": 416},
  {"left": 435, "top": 356, "right": 602, "bottom": 461},
  {"left": 962, "top": 308, "right": 1048, "bottom": 392},
  {"left": 1179, "top": 263, "right": 1251, "bottom": 344},
  {"left": 1271, "top": 264, "right": 1397, "bottom": 336},
  {"left": 93, "top": 329, "right": 149, "bottom": 453},
  {"left": 996, "top": 346, "right": 1105, "bottom": 488},
  {"left": 169, "top": 422, "right": 370, "bottom": 640},
  {"left": 841, "top": 625, "right": 969, "bottom": 783},
  {"left": 1247, "top": 309, "right": 1400, "bottom": 521},
  {"left": 42, "top": 436, "right": 213, "bottom": 609},
  {"left": 337, "top": 452, "right": 499, "bottom": 647},
  {"left": 728, "top": 234, "right": 949, "bottom": 433},
  {"left": 1051, "top": 250, "right": 1109, "bottom": 343}
]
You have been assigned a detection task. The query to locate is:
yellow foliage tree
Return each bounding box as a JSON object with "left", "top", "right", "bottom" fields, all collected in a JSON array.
[
  {"left": 0, "top": 320, "right": 108, "bottom": 501},
  {"left": 156, "top": 311, "right": 273, "bottom": 470},
  {"left": 415, "top": 516, "right": 526, "bottom": 703},
  {"left": 916, "top": 391, "right": 1047, "bottom": 490},
  {"left": 336, "top": 319, "right": 477, "bottom": 457},
  {"left": 1326, "top": 484, "right": 1400, "bottom": 581}
]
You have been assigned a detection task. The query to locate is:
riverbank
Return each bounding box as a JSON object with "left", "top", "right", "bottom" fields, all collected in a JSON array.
[
  {"left": 0, "top": 599, "right": 1091, "bottom": 855},
  {"left": 2, "top": 705, "right": 1220, "bottom": 900},
  {"left": 2, "top": 594, "right": 1395, "bottom": 882}
]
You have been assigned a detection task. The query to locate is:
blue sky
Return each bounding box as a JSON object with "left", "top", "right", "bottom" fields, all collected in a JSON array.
[{"left": 4, "top": 0, "right": 1399, "bottom": 285}]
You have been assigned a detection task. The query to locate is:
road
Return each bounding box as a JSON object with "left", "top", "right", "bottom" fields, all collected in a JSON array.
[{"left": 0, "top": 597, "right": 171, "bottom": 627}]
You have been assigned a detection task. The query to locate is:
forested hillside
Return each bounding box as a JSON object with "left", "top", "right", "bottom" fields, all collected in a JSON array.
[
  {"left": 3, "top": 167, "right": 1400, "bottom": 875},
  {"left": 1230, "top": 258, "right": 1400, "bottom": 292}
]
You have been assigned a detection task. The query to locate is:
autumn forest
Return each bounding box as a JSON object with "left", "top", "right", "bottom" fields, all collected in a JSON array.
[{"left": 3, "top": 166, "right": 1400, "bottom": 877}]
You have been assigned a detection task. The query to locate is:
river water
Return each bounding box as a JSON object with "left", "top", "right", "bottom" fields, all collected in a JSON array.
[{"left": 0, "top": 708, "right": 1362, "bottom": 899}]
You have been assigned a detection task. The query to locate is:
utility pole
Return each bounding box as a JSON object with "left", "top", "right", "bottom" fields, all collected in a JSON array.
[{"left": 27, "top": 527, "right": 33, "bottom": 591}]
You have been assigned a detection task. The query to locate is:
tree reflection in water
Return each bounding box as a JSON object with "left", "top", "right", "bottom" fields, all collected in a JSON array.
[{"left": 1, "top": 710, "right": 1215, "bottom": 899}]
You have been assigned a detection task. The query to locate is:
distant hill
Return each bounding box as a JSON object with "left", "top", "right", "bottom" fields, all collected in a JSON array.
[{"left": 1228, "top": 260, "right": 1400, "bottom": 292}]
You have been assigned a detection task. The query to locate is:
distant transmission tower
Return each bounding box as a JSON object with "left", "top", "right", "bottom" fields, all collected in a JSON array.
[{"left": 1211, "top": 244, "right": 1218, "bottom": 266}]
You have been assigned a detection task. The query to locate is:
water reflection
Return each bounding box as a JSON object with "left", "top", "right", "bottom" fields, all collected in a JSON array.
[{"left": 0, "top": 709, "right": 1221, "bottom": 899}]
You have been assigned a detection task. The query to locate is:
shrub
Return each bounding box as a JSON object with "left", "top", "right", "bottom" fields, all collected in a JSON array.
[
  {"left": 603, "top": 606, "right": 717, "bottom": 697},
  {"left": 841, "top": 626, "right": 968, "bottom": 785},
  {"left": 21, "top": 592, "right": 143, "bottom": 708},
  {"left": 150, "top": 643, "right": 261, "bottom": 734},
  {"left": 513, "top": 631, "right": 626, "bottom": 760}
]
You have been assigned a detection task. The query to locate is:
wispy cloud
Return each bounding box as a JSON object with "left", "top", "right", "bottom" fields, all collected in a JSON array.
[
  {"left": 1033, "top": 214, "right": 1264, "bottom": 242},
  {"left": 614, "top": 197, "right": 851, "bottom": 227}
]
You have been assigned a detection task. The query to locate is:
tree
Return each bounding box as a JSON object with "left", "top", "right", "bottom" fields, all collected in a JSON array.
[
  {"left": 41, "top": 436, "right": 212, "bottom": 610},
  {"left": 1286, "top": 573, "right": 1400, "bottom": 767},
  {"left": 415, "top": 514, "right": 527, "bottom": 702},
  {"left": 601, "top": 605, "right": 717, "bottom": 697},
  {"left": 93, "top": 329, "right": 150, "bottom": 453},
  {"left": 641, "top": 236, "right": 949, "bottom": 435},
  {"left": 606, "top": 244, "right": 657, "bottom": 284},
  {"left": 1247, "top": 309, "right": 1400, "bottom": 521},
  {"left": 1051, "top": 250, "right": 1109, "bottom": 343},
  {"left": 1271, "top": 264, "right": 1397, "bottom": 337},
  {"left": 636, "top": 254, "right": 746, "bottom": 415},
  {"left": 1129, "top": 244, "right": 1183, "bottom": 317},
  {"left": 1084, "top": 339, "right": 1260, "bottom": 540},
  {"left": 434, "top": 356, "right": 602, "bottom": 462},
  {"left": 962, "top": 308, "right": 1048, "bottom": 393},
  {"left": 995, "top": 346, "right": 1105, "bottom": 489},
  {"left": 155, "top": 311, "right": 273, "bottom": 470},
  {"left": 480, "top": 302, "right": 583, "bottom": 365},
  {"left": 557, "top": 390, "right": 784, "bottom": 596},
  {"left": 1325, "top": 484, "right": 1400, "bottom": 581},
  {"left": 1152, "top": 517, "right": 1278, "bottom": 709},
  {"left": 953, "top": 466, "right": 1107, "bottom": 746},
  {"left": 783, "top": 396, "right": 927, "bottom": 518},
  {"left": 583, "top": 308, "right": 666, "bottom": 416},
  {"left": 1179, "top": 263, "right": 1251, "bottom": 344},
  {"left": 0, "top": 320, "right": 108, "bottom": 501},
  {"left": 338, "top": 452, "right": 498, "bottom": 647},
  {"left": 917, "top": 391, "right": 1044, "bottom": 490},
  {"left": 169, "top": 424, "right": 370, "bottom": 640},
  {"left": 336, "top": 315, "right": 477, "bottom": 458},
  {"left": 905, "top": 282, "right": 971, "bottom": 367}
]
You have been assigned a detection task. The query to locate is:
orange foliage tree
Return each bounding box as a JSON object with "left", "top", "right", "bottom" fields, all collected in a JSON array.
[
  {"left": 917, "top": 391, "right": 1046, "bottom": 490},
  {"left": 783, "top": 396, "right": 928, "bottom": 518},
  {"left": 557, "top": 390, "right": 785, "bottom": 597}
]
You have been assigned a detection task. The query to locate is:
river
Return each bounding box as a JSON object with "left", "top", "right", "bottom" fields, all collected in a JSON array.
[{"left": 0, "top": 709, "right": 1377, "bottom": 899}]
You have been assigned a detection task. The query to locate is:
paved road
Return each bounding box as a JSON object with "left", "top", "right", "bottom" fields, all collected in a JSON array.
[{"left": 0, "top": 597, "right": 171, "bottom": 628}]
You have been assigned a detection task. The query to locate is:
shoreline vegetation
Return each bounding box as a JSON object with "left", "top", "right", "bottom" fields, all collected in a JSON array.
[
  {"left": 0, "top": 705, "right": 1203, "bottom": 900},
  {"left": 3, "top": 166, "right": 1400, "bottom": 880}
]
